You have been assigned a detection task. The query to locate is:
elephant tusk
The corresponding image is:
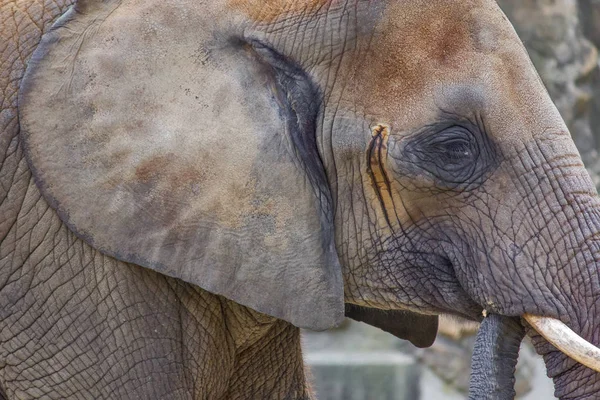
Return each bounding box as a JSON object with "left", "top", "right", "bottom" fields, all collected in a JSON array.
[{"left": 524, "top": 314, "right": 600, "bottom": 373}]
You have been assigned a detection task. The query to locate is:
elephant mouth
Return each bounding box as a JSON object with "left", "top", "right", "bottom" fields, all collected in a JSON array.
[
  {"left": 437, "top": 240, "right": 600, "bottom": 373},
  {"left": 383, "top": 234, "right": 600, "bottom": 391},
  {"left": 435, "top": 245, "right": 600, "bottom": 396}
]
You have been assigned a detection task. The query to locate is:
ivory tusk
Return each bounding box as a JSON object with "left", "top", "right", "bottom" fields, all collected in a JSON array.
[{"left": 524, "top": 314, "right": 600, "bottom": 373}]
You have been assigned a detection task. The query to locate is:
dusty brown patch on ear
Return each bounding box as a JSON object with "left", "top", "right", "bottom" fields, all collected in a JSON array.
[
  {"left": 135, "top": 155, "right": 174, "bottom": 183},
  {"left": 132, "top": 155, "right": 206, "bottom": 193},
  {"left": 228, "top": 0, "right": 333, "bottom": 22}
]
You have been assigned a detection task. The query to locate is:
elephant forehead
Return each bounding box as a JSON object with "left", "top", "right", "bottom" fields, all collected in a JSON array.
[
  {"left": 343, "top": 0, "right": 519, "bottom": 117},
  {"left": 227, "top": 0, "right": 334, "bottom": 22}
]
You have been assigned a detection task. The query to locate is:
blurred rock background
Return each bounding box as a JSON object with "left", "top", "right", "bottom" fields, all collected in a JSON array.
[{"left": 304, "top": 1, "right": 600, "bottom": 398}]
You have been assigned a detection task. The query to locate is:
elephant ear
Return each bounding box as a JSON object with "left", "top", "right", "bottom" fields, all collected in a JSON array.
[{"left": 19, "top": 0, "right": 343, "bottom": 329}]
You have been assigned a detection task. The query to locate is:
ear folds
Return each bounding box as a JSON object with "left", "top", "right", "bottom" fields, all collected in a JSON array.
[{"left": 19, "top": 0, "right": 343, "bottom": 329}]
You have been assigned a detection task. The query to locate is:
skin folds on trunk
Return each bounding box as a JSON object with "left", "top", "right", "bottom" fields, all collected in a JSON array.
[{"left": 468, "top": 314, "right": 525, "bottom": 400}]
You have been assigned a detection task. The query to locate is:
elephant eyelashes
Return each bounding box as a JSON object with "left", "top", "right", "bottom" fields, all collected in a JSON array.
[
  {"left": 401, "top": 122, "right": 497, "bottom": 188},
  {"left": 430, "top": 128, "right": 478, "bottom": 164},
  {"left": 437, "top": 139, "right": 472, "bottom": 160}
]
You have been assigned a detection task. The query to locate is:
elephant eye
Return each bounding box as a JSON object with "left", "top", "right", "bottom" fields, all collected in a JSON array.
[
  {"left": 432, "top": 138, "right": 472, "bottom": 161},
  {"left": 423, "top": 126, "right": 478, "bottom": 166},
  {"left": 400, "top": 123, "right": 496, "bottom": 189}
]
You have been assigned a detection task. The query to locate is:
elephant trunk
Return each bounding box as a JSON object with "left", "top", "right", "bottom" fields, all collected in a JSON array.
[
  {"left": 468, "top": 313, "right": 600, "bottom": 399},
  {"left": 516, "top": 205, "right": 600, "bottom": 397},
  {"left": 468, "top": 314, "right": 525, "bottom": 400},
  {"left": 459, "top": 132, "right": 600, "bottom": 398},
  {"left": 529, "top": 318, "right": 600, "bottom": 398},
  {"left": 531, "top": 181, "right": 600, "bottom": 399},
  {"left": 523, "top": 195, "right": 600, "bottom": 398}
]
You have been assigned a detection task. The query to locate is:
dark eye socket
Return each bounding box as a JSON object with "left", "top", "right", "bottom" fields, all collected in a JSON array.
[{"left": 399, "top": 123, "right": 494, "bottom": 188}]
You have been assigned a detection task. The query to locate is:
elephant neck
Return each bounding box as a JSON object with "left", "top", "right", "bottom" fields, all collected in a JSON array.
[
  {"left": 0, "top": 206, "right": 311, "bottom": 399},
  {"left": 213, "top": 296, "right": 312, "bottom": 399}
]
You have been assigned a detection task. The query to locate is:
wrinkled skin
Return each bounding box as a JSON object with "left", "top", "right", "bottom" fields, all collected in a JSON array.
[
  {"left": 1, "top": 1, "right": 308, "bottom": 399},
  {"left": 2, "top": 0, "right": 600, "bottom": 399}
]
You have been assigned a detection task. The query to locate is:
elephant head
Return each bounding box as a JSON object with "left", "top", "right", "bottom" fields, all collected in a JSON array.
[{"left": 17, "top": 0, "right": 600, "bottom": 397}]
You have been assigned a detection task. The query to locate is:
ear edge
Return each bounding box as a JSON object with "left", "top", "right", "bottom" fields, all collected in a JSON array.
[{"left": 18, "top": 0, "right": 345, "bottom": 331}]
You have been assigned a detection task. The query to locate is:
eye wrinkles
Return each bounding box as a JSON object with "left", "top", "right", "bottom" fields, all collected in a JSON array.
[
  {"left": 390, "top": 115, "right": 500, "bottom": 191},
  {"left": 246, "top": 35, "right": 500, "bottom": 196}
]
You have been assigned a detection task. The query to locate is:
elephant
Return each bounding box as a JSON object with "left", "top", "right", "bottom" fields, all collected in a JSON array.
[{"left": 2, "top": 0, "right": 600, "bottom": 398}]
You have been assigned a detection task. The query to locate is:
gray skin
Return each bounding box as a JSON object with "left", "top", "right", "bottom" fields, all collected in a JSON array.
[
  {"left": 3, "top": 1, "right": 308, "bottom": 399},
  {"left": 2, "top": 0, "right": 600, "bottom": 399}
]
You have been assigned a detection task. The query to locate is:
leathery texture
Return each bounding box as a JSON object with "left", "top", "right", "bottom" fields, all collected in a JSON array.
[{"left": 0, "top": 1, "right": 311, "bottom": 398}]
